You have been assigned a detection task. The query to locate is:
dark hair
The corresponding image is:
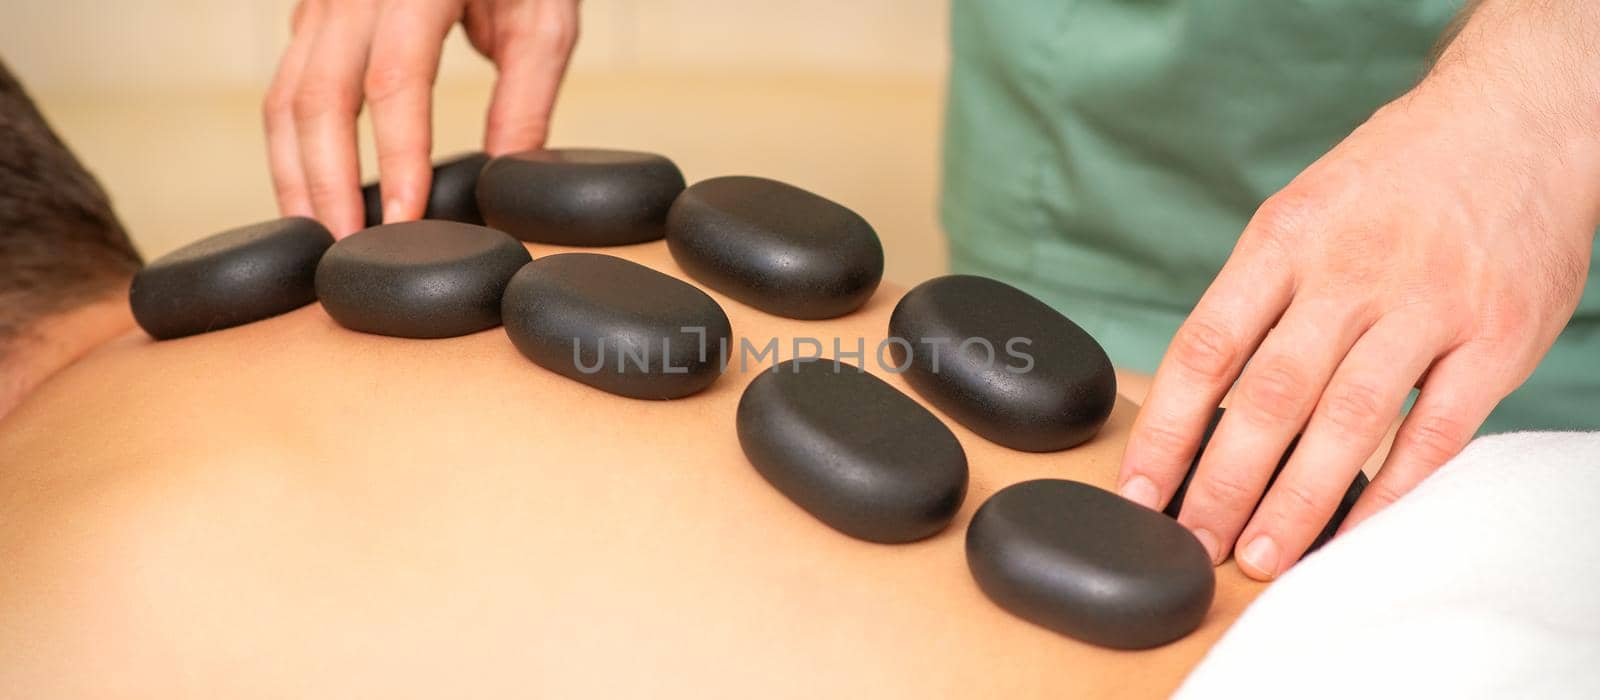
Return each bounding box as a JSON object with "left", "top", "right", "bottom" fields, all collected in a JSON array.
[{"left": 0, "top": 57, "right": 142, "bottom": 353}]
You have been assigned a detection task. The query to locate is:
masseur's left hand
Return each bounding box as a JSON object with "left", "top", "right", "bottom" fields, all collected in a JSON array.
[
  {"left": 1118, "top": 0, "right": 1600, "bottom": 580},
  {"left": 264, "top": 0, "right": 579, "bottom": 237}
]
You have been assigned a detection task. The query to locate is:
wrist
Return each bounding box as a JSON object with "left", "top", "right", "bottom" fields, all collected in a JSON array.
[{"left": 1420, "top": 1, "right": 1600, "bottom": 225}]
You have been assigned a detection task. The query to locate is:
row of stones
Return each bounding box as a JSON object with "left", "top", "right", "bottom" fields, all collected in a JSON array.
[{"left": 127, "top": 148, "right": 1358, "bottom": 651}]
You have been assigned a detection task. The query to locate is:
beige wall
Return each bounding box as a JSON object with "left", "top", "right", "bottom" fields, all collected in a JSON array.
[{"left": 1, "top": 1, "right": 951, "bottom": 283}]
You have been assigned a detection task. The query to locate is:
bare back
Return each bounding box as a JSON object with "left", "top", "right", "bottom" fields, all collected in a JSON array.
[{"left": 0, "top": 241, "right": 1265, "bottom": 698}]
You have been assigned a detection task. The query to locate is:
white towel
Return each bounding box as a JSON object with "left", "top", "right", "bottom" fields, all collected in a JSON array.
[{"left": 1177, "top": 431, "right": 1600, "bottom": 699}]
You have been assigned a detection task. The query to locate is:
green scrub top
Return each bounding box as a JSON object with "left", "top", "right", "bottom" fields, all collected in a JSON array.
[{"left": 941, "top": 0, "right": 1600, "bottom": 433}]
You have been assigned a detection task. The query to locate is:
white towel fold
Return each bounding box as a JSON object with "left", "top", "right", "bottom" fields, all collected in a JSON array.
[{"left": 1177, "top": 431, "right": 1600, "bottom": 699}]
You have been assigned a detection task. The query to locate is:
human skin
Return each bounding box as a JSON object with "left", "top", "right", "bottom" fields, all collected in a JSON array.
[
  {"left": 0, "top": 296, "right": 133, "bottom": 419},
  {"left": 0, "top": 241, "right": 1266, "bottom": 698},
  {"left": 263, "top": 0, "right": 579, "bottom": 237},
  {"left": 1119, "top": 0, "right": 1600, "bottom": 580}
]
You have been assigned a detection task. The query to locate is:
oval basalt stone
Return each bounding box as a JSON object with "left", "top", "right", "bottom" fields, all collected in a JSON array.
[
  {"left": 736, "top": 358, "right": 968, "bottom": 544},
  {"left": 966, "top": 479, "right": 1215, "bottom": 649},
  {"left": 501, "top": 253, "right": 731, "bottom": 399},
  {"left": 476, "top": 148, "right": 686, "bottom": 246},
  {"left": 665, "top": 175, "right": 884, "bottom": 320},
  {"left": 887, "top": 275, "right": 1116, "bottom": 452},
  {"left": 361, "top": 152, "right": 490, "bottom": 227},
  {"left": 129, "top": 216, "right": 333, "bottom": 340},
  {"left": 1164, "top": 407, "right": 1369, "bottom": 554},
  {"left": 315, "top": 220, "right": 531, "bottom": 338}
]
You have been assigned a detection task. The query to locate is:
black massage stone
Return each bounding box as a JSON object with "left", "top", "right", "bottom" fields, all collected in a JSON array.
[
  {"left": 315, "top": 220, "right": 531, "bottom": 338},
  {"left": 361, "top": 151, "right": 490, "bottom": 227},
  {"left": 1164, "top": 407, "right": 1369, "bottom": 553},
  {"left": 501, "top": 253, "right": 731, "bottom": 399},
  {"left": 966, "top": 479, "right": 1215, "bottom": 649},
  {"left": 888, "top": 275, "right": 1116, "bottom": 452},
  {"left": 129, "top": 216, "right": 333, "bottom": 340},
  {"left": 665, "top": 175, "right": 884, "bottom": 319},
  {"left": 476, "top": 148, "right": 685, "bottom": 246},
  {"left": 736, "top": 358, "right": 969, "bottom": 544}
]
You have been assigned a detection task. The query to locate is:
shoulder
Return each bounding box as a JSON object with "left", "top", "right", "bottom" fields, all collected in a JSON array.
[{"left": 0, "top": 409, "right": 305, "bottom": 696}]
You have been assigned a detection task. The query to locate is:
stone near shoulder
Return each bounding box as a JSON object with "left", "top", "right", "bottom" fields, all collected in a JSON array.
[{"left": 129, "top": 217, "right": 333, "bottom": 340}]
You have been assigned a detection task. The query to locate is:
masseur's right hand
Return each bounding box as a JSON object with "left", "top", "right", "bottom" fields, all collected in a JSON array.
[{"left": 264, "top": 0, "right": 579, "bottom": 237}]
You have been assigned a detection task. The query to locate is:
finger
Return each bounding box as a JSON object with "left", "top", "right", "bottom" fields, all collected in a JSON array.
[
  {"left": 482, "top": 0, "right": 579, "bottom": 155},
  {"left": 1119, "top": 239, "right": 1293, "bottom": 515},
  {"left": 366, "top": 2, "right": 456, "bottom": 223},
  {"left": 263, "top": 1, "right": 324, "bottom": 218},
  {"left": 292, "top": 1, "right": 380, "bottom": 237},
  {"left": 1176, "top": 297, "right": 1370, "bottom": 563},
  {"left": 1339, "top": 347, "right": 1502, "bottom": 532},
  {"left": 1233, "top": 312, "right": 1447, "bottom": 579}
]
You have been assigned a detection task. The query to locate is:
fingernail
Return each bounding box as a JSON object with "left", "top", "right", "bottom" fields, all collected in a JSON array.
[
  {"left": 1119, "top": 475, "right": 1160, "bottom": 510},
  {"left": 1239, "top": 535, "right": 1280, "bottom": 580},
  {"left": 1191, "top": 527, "right": 1222, "bottom": 565}
]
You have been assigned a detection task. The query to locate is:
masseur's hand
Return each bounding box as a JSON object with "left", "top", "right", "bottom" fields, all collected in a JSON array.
[
  {"left": 1118, "top": 0, "right": 1600, "bottom": 580},
  {"left": 264, "top": 0, "right": 579, "bottom": 237}
]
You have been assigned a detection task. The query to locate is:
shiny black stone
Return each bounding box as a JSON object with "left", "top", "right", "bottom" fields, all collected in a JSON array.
[
  {"left": 476, "top": 148, "right": 685, "bottom": 246},
  {"left": 129, "top": 216, "right": 333, "bottom": 340},
  {"left": 888, "top": 275, "right": 1116, "bottom": 452},
  {"left": 315, "top": 220, "right": 531, "bottom": 338},
  {"left": 666, "top": 175, "right": 883, "bottom": 319},
  {"left": 1164, "top": 407, "right": 1369, "bottom": 553},
  {"left": 737, "top": 358, "right": 968, "bottom": 543},
  {"left": 501, "top": 253, "right": 731, "bottom": 399},
  {"left": 966, "top": 479, "right": 1215, "bottom": 649},
  {"left": 361, "top": 152, "right": 489, "bottom": 227}
]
